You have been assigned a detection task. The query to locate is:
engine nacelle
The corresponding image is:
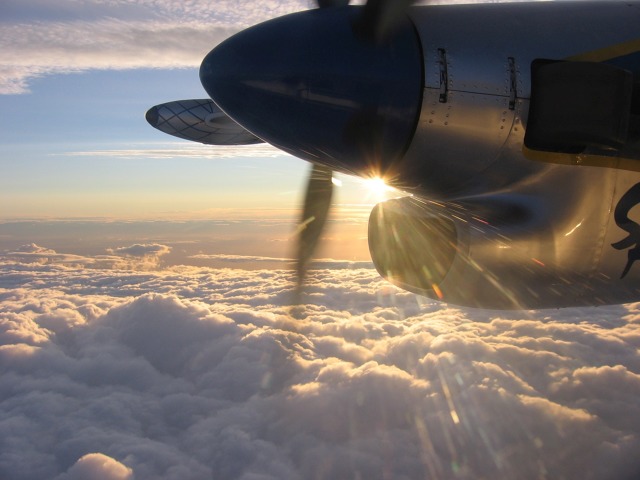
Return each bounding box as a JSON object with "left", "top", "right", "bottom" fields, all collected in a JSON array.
[{"left": 369, "top": 185, "right": 640, "bottom": 309}]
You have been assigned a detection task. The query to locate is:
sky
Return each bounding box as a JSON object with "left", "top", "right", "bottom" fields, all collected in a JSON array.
[
  {"left": 1, "top": 1, "right": 640, "bottom": 479},
  {"left": 0, "top": 0, "right": 307, "bottom": 220}
]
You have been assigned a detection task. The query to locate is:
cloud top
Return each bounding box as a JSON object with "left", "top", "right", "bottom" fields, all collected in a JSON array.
[
  {"left": 1, "top": 253, "right": 640, "bottom": 479},
  {"left": 108, "top": 243, "right": 171, "bottom": 257},
  {"left": 5, "top": 242, "right": 172, "bottom": 270},
  {"left": 57, "top": 453, "right": 133, "bottom": 480}
]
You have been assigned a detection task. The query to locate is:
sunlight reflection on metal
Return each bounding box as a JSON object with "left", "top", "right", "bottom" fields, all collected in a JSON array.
[
  {"left": 294, "top": 215, "right": 316, "bottom": 236},
  {"left": 564, "top": 219, "right": 584, "bottom": 237},
  {"left": 369, "top": 196, "right": 554, "bottom": 309},
  {"left": 431, "top": 283, "right": 444, "bottom": 300},
  {"left": 472, "top": 216, "right": 490, "bottom": 225}
]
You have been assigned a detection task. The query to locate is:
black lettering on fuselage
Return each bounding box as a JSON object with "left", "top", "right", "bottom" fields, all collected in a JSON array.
[{"left": 612, "top": 182, "right": 640, "bottom": 278}]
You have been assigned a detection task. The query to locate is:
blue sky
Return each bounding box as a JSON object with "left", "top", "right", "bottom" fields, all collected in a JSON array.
[{"left": 0, "top": 65, "right": 311, "bottom": 218}]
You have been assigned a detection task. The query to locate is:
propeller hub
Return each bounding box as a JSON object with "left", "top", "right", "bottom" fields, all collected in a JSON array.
[{"left": 200, "top": 7, "right": 422, "bottom": 179}]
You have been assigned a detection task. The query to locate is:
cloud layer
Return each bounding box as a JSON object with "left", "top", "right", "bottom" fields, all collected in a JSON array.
[
  {"left": 5, "top": 242, "right": 172, "bottom": 270},
  {"left": 0, "top": 0, "right": 310, "bottom": 93},
  {"left": 61, "top": 143, "right": 290, "bottom": 160},
  {"left": 1, "top": 250, "right": 640, "bottom": 479}
]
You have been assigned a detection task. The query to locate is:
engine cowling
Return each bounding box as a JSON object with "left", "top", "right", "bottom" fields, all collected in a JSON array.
[{"left": 369, "top": 188, "right": 640, "bottom": 309}]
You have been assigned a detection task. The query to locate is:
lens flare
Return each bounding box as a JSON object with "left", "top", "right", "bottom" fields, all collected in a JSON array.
[{"left": 361, "top": 176, "right": 396, "bottom": 202}]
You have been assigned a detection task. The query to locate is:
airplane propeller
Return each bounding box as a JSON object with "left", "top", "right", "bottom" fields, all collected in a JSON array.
[
  {"left": 196, "top": 0, "right": 419, "bottom": 300},
  {"left": 291, "top": 0, "right": 417, "bottom": 299},
  {"left": 315, "top": 0, "right": 417, "bottom": 42},
  {"left": 316, "top": 0, "right": 350, "bottom": 8},
  {"left": 294, "top": 164, "right": 334, "bottom": 300}
]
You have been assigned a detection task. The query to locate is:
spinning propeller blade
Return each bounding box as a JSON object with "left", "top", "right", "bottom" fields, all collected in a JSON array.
[
  {"left": 315, "top": 0, "right": 417, "bottom": 41},
  {"left": 359, "top": 0, "right": 418, "bottom": 42},
  {"left": 294, "top": 164, "right": 334, "bottom": 297},
  {"left": 316, "top": 0, "right": 349, "bottom": 8}
]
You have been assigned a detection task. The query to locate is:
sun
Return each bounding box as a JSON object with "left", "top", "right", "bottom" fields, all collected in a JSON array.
[
  {"left": 364, "top": 177, "right": 389, "bottom": 194},
  {"left": 361, "top": 176, "right": 394, "bottom": 200}
]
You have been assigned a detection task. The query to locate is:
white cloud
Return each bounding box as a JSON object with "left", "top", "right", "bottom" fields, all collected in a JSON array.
[
  {"left": 5, "top": 243, "right": 171, "bottom": 270},
  {"left": 108, "top": 243, "right": 171, "bottom": 257},
  {"left": 0, "top": 0, "right": 311, "bottom": 94},
  {"left": 1, "top": 252, "right": 640, "bottom": 479},
  {"left": 0, "top": 19, "right": 234, "bottom": 94},
  {"left": 13, "top": 242, "right": 56, "bottom": 254},
  {"left": 60, "top": 143, "right": 291, "bottom": 159},
  {"left": 189, "top": 253, "right": 373, "bottom": 269},
  {"left": 57, "top": 453, "right": 133, "bottom": 480},
  {"left": 190, "top": 253, "right": 289, "bottom": 262}
]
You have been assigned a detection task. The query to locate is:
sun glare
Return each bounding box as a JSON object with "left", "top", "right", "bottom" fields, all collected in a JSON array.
[
  {"left": 365, "top": 177, "right": 389, "bottom": 194},
  {"left": 363, "top": 176, "right": 394, "bottom": 196}
]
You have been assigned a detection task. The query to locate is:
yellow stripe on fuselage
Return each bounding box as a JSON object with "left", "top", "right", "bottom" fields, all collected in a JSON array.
[
  {"left": 566, "top": 38, "right": 640, "bottom": 62},
  {"left": 522, "top": 146, "right": 640, "bottom": 173}
]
